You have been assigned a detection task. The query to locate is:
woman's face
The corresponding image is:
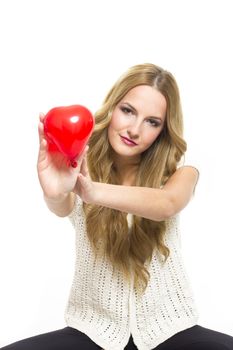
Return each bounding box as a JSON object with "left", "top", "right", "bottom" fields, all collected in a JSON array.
[{"left": 108, "top": 85, "right": 167, "bottom": 162}]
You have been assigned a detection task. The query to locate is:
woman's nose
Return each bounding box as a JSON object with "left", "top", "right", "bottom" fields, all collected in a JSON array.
[{"left": 127, "top": 121, "right": 141, "bottom": 139}]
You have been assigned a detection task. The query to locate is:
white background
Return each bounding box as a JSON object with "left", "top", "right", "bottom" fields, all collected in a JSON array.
[{"left": 0, "top": 0, "right": 232, "bottom": 346}]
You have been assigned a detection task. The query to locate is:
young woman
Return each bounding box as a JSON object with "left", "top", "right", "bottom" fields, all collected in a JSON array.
[{"left": 1, "top": 64, "right": 233, "bottom": 349}]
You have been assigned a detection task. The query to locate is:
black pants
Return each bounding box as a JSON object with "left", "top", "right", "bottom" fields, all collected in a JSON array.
[{"left": 1, "top": 325, "right": 233, "bottom": 350}]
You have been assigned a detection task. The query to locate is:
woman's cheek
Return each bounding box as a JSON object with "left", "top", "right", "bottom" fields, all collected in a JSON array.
[
  {"left": 118, "top": 113, "right": 130, "bottom": 128},
  {"left": 110, "top": 112, "right": 122, "bottom": 129},
  {"left": 149, "top": 130, "right": 162, "bottom": 145}
]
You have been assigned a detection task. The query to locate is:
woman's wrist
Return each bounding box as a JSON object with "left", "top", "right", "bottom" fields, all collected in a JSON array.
[
  {"left": 91, "top": 182, "right": 103, "bottom": 205},
  {"left": 43, "top": 191, "right": 70, "bottom": 204},
  {"left": 43, "top": 192, "right": 75, "bottom": 217}
]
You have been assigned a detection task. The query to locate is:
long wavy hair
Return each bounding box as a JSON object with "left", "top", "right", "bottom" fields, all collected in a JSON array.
[{"left": 83, "top": 63, "right": 186, "bottom": 296}]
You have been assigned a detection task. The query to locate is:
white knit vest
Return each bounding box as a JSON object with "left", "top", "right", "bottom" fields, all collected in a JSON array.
[{"left": 64, "top": 194, "right": 199, "bottom": 350}]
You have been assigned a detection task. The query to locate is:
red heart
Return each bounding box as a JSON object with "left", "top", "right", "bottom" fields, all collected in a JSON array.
[{"left": 43, "top": 105, "right": 94, "bottom": 162}]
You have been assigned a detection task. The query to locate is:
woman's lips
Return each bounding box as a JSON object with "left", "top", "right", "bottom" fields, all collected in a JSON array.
[{"left": 120, "top": 136, "right": 138, "bottom": 146}]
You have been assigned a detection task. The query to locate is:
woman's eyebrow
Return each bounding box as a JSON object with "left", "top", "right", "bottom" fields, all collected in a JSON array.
[
  {"left": 122, "top": 102, "right": 137, "bottom": 113},
  {"left": 121, "top": 102, "right": 163, "bottom": 121}
]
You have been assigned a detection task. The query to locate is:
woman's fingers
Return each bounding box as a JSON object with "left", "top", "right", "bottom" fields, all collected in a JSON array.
[
  {"left": 38, "top": 121, "right": 44, "bottom": 143},
  {"left": 38, "top": 113, "right": 46, "bottom": 143},
  {"left": 38, "top": 113, "right": 48, "bottom": 164},
  {"left": 78, "top": 145, "right": 90, "bottom": 177},
  {"left": 80, "top": 155, "right": 89, "bottom": 177},
  {"left": 38, "top": 136, "right": 48, "bottom": 163},
  {"left": 39, "top": 112, "right": 45, "bottom": 123},
  {"left": 81, "top": 145, "right": 89, "bottom": 156}
]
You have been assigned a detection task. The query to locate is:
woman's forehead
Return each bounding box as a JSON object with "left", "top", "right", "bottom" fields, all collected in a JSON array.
[{"left": 120, "top": 85, "right": 167, "bottom": 120}]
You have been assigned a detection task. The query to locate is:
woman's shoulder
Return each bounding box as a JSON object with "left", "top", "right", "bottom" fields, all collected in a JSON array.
[{"left": 177, "top": 147, "right": 200, "bottom": 176}]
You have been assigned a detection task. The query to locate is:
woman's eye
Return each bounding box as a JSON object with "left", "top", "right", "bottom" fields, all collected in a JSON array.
[
  {"left": 148, "top": 119, "right": 161, "bottom": 127},
  {"left": 121, "top": 106, "right": 132, "bottom": 114}
]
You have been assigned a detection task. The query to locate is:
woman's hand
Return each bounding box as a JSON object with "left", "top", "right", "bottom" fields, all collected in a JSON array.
[
  {"left": 74, "top": 153, "right": 98, "bottom": 204},
  {"left": 37, "top": 113, "right": 89, "bottom": 201}
]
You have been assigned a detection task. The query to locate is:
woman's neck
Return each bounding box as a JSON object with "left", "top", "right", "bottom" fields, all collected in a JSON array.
[{"left": 112, "top": 152, "right": 140, "bottom": 186}]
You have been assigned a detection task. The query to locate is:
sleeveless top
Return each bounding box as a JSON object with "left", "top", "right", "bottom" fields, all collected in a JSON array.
[{"left": 64, "top": 191, "right": 199, "bottom": 350}]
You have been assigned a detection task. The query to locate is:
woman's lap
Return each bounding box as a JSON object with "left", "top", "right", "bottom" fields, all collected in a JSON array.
[
  {"left": 1, "top": 324, "right": 233, "bottom": 350},
  {"left": 154, "top": 325, "right": 233, "bottom": 350},
  {"left": 0, "top": 327, "right": 101, "bottom": 350}
]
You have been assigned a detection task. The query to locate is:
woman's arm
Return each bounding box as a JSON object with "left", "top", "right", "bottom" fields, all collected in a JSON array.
[
  {"left": 92, "top": 166, "right": 199, "bottom": 221},
  {"left": 44, "top": 192, "right": 76, "bottom": 217}
]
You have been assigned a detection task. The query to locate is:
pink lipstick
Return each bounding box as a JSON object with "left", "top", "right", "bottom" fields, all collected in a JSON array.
[{"left": 120, "top": 136, "right": 138, "bottom": 146}]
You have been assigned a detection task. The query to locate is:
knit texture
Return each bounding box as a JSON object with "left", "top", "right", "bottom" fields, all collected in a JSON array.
[{"left": 64, "top": 194, "right": 199, "bottom": 350}]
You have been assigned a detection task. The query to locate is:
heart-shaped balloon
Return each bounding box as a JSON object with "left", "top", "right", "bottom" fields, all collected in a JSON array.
[{"left": 43, "top": 105, "right": 94, "bottom": 165}]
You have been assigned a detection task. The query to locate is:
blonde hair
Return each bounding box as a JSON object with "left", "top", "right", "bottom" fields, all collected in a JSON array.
[{"left": 83, "top": 63, "right": 186, "bottom": 296}]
